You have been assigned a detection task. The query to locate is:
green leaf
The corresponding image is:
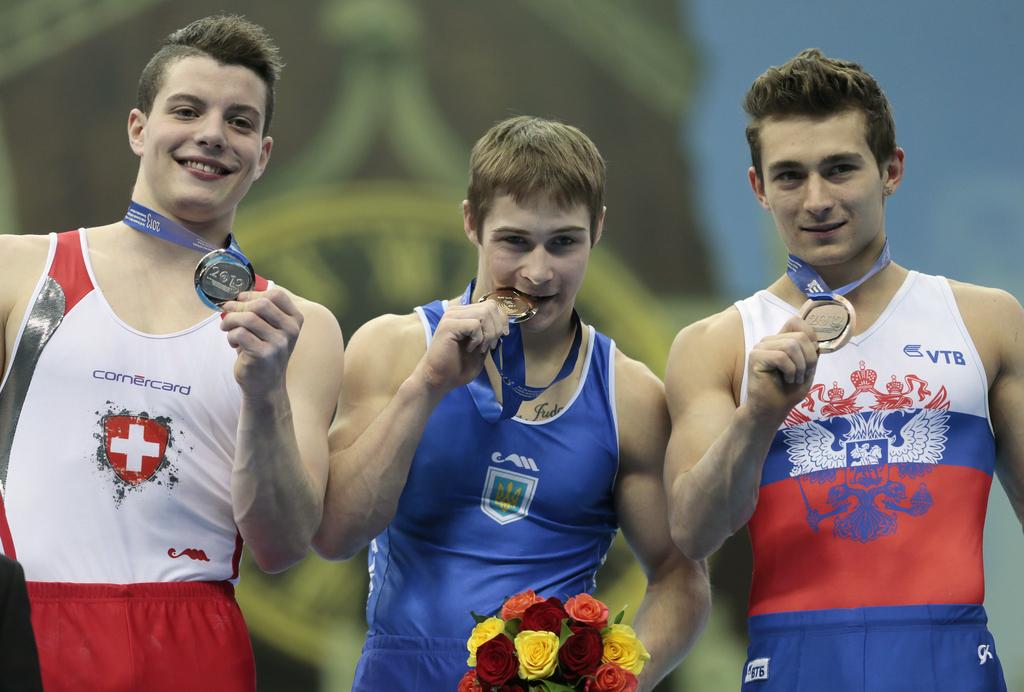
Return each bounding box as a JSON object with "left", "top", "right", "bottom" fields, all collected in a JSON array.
[
  {"left": 558, "top": 619, "right": 574, "bottom": 646},
  {"left": 470, "top": 611, "right": 490, "bottom": 625},
  {"left": 537, "top": 681, "right": 577, "bottom": 692},
  {"left": 505, "top": 618, "right": 522, "bottom": 637},
  {"left": 613, "top": 606, "right": 627, "bottom": 625}
]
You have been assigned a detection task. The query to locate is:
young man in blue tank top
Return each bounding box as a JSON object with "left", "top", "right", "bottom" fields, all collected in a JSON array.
[
  {"left": 663, "top": 49, "right": 1024, "bottom": 690},
  {"left": 315, "top": 116, "right": 710, "bottom": 690}
]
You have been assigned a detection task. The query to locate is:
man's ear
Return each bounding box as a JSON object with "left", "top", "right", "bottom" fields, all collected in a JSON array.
[
  {"left": 591, "top": 206, "right": 606, "bottom": 247},
  {"left": 462, "top": 200, "right": 481, "bottom": 245},
  {"left": 881, "top": 146, "right": 906, "bottom": 196},
  {"left": 252, "top": 136, "right": 273, "bottom": 181},
  {"left": 127, "top": 108, "right": 147, "bottom": 157},
  {"left": 748, "top": 166, "right": 770, "bottom": 210}
]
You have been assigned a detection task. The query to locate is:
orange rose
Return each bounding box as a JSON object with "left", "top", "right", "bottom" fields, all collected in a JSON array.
[
  {"left": 457, "top": 670, "right": 483, "bottom": 692},
  {"left": 501, "top": 589, "right": 544, "bottom": 620},
  {"left": 565, "top": 594, "right": 609, "bottom": 629}
]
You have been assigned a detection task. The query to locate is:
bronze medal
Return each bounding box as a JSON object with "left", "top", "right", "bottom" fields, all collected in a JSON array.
[
  {"left": 194, "top": 249, "right": 255, "bottom": 308},
  {"left": 799, "top": 295, "right": 855, "bottom": 353},
  {"left": 480, "top": 288, "right": 538, "bottom": 323}
]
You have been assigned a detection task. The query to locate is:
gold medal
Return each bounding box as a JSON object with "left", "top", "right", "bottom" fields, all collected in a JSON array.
[
  {"left": 479, "top": 288, "right": 538, "bottom": 323},
  {"left": 799, "top": 295, "right": 855, "bottom": 353}
]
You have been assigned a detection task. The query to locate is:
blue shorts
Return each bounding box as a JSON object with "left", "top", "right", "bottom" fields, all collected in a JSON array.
[
  {"left": 741, "top": 605, "right": 1006, "bottom": 692},
  {"left": 352, "top": 634, "right": 467, "bottom": 691}
]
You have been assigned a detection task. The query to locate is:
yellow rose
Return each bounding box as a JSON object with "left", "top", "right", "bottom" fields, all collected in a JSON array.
[
  {"left": 513, "top": 630, "right": 560, "bottom": 680},
  {"left": 466, "top": 617, "right": 505, "bottom": 666},
  {"left": 601, "top": 623, "right": 651, "bottom": 675}
]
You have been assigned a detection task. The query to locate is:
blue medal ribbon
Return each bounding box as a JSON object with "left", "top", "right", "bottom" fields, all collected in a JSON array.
[
  {"left": 123, "top": 201, "right": 249, "bottom": 263},
  {"left": 461, "top": 281, "right": 582, "bottom": 422},
  {"left": 786, "top": 241, "right": 891, "bottom": 299}
]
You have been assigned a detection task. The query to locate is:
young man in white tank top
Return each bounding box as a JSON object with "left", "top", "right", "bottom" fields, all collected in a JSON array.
[
  {"left": 0, "top": 15, "right": 343, "bottom": 692},
  {"left": 663, "top": 49, "right": 1023, "bottom": 691}
]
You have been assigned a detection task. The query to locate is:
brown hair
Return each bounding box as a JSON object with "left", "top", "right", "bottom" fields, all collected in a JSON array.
[
  {"left": 467, "top": 116, "right": 606, "bottom": 241},
  {"left": 136, "top": 15, "right": 283, "bottom": 135},
  {"left": 744, "top": 48, "right": 896, "bottom": 180}
]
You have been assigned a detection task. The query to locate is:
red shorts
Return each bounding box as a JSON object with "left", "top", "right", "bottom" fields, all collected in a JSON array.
[{"left": 28, "top": 581, "right": 255, "bottom": 692}]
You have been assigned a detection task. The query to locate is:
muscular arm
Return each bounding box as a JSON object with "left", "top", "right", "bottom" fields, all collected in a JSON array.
[
  {"left": 955, "top": 283, "right": 1024, "bottom": 532},
  {"left": 223, "top": 290, "right": 344, "bottom": 573},
  {"left": 664, "top": 309, "right": 818, "bottom": 561},
  {"left": 314, "top": 301, "right": 508, "bottom": 560},
  {"left": 613, "top": 354, "right": 710, "bottom": 691},
  {"left": 312, "top": 314, "right": 438, "bottom": 560}
]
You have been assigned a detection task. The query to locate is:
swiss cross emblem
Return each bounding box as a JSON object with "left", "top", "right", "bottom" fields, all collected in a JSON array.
[{"left": 101, "top": 414, "right": 169, "bottom": 484}]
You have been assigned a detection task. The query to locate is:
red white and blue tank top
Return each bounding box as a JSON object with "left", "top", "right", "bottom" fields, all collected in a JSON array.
[{"left": 735, "top": 271, "right": 994, "bottom": 616}]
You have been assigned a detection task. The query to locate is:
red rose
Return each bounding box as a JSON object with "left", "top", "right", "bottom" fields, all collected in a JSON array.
[
  {"left": 585, "top": 663, "right": 638, "bottom": 692},
  {"left": 457, "top": 670, "right": 483, "bottom": 692},
  {"left": 475, "top": 635, "right": 518, "bottom": 686},
  {"left": 558, "top": 625, "right": 603, "bottom": 682},
  {"left": 521, "top": 597, "right": 568, "bottom": 634},
  {"left": 495, "top": 683, "right": 526, "bottom": 692}
]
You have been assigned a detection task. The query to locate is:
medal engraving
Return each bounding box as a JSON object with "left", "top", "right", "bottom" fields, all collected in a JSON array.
[
  {"left": 195, "top": 250, "right": 255, "bottom": 308},
  {"left": 480, "top": 288, "right": 537, "bottom": 323},
  {"left": 799, "top": 295, "right": 855, "bottom": 353}
]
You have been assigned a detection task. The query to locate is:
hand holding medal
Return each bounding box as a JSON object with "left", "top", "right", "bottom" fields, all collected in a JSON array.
[{"left": 463, "top": 281, "right": 581, "bottom": 422}]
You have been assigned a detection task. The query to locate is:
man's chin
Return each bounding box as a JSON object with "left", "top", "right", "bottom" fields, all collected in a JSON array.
[
  {"left": 167, "top": 195, "right": 234, "bottom": 224},
  {"left": 519, "top": 305, "right": 575, "bottom": 334}
]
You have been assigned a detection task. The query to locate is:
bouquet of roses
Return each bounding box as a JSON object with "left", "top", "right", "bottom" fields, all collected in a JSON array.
[{"left": 457, "top": 589, "right": 650, "bottom": 692}]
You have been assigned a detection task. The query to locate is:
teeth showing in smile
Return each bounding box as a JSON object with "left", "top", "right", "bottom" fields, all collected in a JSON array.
[{"left": 182, "top": 160, "right": 227, "bottom": 175}]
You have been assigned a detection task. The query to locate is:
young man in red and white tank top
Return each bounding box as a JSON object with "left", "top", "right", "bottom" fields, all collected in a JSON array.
[
  {"left": 663, "top": 49, "right": 1023, "bottom": 690},
  {"left": 0, "top": 15, "right": 343, "bottom": 692}
]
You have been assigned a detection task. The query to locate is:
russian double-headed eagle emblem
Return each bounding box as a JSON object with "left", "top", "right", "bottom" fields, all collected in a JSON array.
[{"left": 781, "top": 361, "right": 949, "bottom": 542}]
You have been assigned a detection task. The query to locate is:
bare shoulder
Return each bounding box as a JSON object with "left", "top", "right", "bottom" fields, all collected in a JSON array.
[
  {"left": 0, "top": 232, "right": 51, "bottom": 257},
  {"left": 350, "top": 311, "right": 426, "bottom": 351},
  {"left": 613, "top": 349, "right": 664, "bottom": 412},
  {"left": 0, "top": 233, "right": 51, "bottom": 298},
  {"left": 947, "top": 279, "right": 1024, "bottom": 379},
  {"left": 947, "top": 278, "right": 1022, "bottom": 315},
  {"left": 345, "top": 312, "right": 428, "bottom": 387},
  {"left": 613, "top": 349, "right": 670, "bottom": 471},
  {"left": 665, "top": 306, "right": 744, "bottom": 399},
  {"left": 670, "top": 305, "right": 744, "bottom": 361},
  {"left": 282, "top": 290, "right": 343, "bottom": 338}
]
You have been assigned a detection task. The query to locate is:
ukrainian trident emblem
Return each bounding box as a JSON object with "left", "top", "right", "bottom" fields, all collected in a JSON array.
[
  {"left": 480, "top": 467, "right": 538, "bottom": 525},
  {"left": 782, "top": 361, "right": 949, "bottom": 542}
]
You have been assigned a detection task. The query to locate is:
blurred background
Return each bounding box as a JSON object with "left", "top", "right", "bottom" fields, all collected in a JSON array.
[{"left": 2, "top": 0, "right": 1020, "bottom": 689}]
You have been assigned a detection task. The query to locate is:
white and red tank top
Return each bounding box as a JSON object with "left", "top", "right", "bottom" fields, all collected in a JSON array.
[
  {"left": 0, "top": 229, "right": 269, "bottom": 584},
  {"left": 735, "top": 271, "right": 994, "bottom": 617}
]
